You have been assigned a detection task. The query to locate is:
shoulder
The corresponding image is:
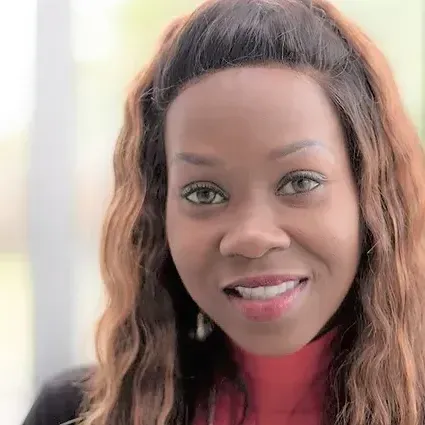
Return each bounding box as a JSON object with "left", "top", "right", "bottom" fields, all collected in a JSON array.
[{"left": 22, "top": 366, "right": 94, "bottom": 425}]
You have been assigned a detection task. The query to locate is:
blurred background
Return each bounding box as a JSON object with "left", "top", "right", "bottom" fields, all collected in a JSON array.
[{"left": 0, "top": 0, "right": 423, "bottom": 423}]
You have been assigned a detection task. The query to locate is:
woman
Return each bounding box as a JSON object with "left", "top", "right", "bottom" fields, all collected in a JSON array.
[{"left": 23, "top": 0, "right": 425, "bottom": 424}]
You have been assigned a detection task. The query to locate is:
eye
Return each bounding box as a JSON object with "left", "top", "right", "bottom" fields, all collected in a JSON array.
[
  {"left": 181, "top": 182, "right": 228, "bottom": 205},
  {"left": 277, "top": 171, "right": 325, "bottom": 196}
]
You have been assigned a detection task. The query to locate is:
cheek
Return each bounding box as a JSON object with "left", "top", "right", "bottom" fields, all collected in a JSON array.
[
  {"left": 166, "top": 201, "right": 216, "bottom": 290},
  {"left": 299, "top": 187, "right": 361, "bottom": 282}
]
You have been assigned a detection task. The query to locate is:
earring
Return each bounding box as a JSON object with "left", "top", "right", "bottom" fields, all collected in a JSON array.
[{"left": 195, "top": 311, "right": 213, "bottom": 341}]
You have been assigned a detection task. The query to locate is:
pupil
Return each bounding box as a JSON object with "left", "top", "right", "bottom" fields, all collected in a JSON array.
[
  {"left": 296, "top": 178, "right": 308, "bottom": 189},
  {"left": 198, "top": 190, "right": 213, "bottom": 201}
]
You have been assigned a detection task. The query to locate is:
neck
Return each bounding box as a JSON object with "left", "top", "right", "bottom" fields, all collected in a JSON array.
[{"left": 193, "top": 330, "right": 338, "bottom": 425}]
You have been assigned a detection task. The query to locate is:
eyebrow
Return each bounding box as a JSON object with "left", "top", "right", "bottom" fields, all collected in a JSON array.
[
  {"left": 173, "top": 152, "right": 223, "bottom": 167},
  {"left": 172, "top": 139, "right": 328, "bottom": 167},
  {"left": 268, "top": 139, "right": 327, "bottom": 160}
]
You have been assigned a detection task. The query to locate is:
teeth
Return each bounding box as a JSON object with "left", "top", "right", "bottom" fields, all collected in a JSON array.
[{"left": 234, "top": 280, "right": 299, "bottom": 300}]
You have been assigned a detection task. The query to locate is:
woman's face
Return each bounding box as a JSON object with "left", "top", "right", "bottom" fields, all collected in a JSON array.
[{"left": 165, "top": 66, "right": 361, "bottom": 355}]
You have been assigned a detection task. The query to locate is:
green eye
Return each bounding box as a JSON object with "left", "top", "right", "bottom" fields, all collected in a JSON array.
[
  {"left": 182, "top": 182, "right": 227, "bottom": 205},
  {"left": 277, "top": 171, "right": 324, "bottom": 196}
]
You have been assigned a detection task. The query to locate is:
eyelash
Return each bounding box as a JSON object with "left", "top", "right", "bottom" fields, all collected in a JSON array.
[
  {"left": 276, "top": 170, "right": 326, "bottom": 196},
  {"left": 181, "top": 181, "right": 228, "bottom": 205},
  {"left": 181, "top": 171, "right": 325, "bottom": 205}
]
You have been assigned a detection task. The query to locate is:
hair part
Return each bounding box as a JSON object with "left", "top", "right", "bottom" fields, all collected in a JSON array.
[{"left": 80, "top": 1, "right": 425, "bottom": 424}]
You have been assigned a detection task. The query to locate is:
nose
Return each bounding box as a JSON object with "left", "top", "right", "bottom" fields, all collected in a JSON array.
[{"left": 219, "top": 207, "right": 291, "bottom": 259}]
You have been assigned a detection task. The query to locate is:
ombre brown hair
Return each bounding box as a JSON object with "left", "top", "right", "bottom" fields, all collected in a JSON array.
[{"left": 79, "top": 0, "right": 425, "bottom": 424}]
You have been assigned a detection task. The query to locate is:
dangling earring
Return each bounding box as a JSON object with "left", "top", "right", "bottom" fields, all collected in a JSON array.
[{"left": 195, "top": 311, "right": 213, "bottom": 341}]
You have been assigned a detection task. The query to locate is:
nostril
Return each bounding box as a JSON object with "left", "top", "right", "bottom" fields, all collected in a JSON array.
[{"left": 219, "top": 225, "right": 291, "bottom": 259}]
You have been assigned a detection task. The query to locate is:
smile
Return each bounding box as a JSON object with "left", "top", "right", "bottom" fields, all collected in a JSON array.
[
  {"left": 232, "top": 280, "right": 301, "bottom": 300},
  {"left": 223, "top": 275, "right": 309, "bottom": 322}
]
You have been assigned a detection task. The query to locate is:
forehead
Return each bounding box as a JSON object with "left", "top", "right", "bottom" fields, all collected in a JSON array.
[{"left": 165, "top": 66, "right": 345, "bottom": 159}]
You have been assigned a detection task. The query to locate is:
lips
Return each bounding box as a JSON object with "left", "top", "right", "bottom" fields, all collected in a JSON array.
[
  {"left": 223, "top": 275, "right": 309, "bottom": 321},
  {"left": 223, "top": 275, "right": 309, "bottom": 300}
]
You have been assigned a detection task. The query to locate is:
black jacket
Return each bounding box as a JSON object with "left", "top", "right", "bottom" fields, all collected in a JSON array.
[{"left": 22, "top": 368, "right": 91, "bottom": 425}]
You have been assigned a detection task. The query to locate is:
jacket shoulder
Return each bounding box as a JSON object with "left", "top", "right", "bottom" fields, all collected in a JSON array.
[{"left": 22, "top": 366, "right": 93, "bottom": 425}]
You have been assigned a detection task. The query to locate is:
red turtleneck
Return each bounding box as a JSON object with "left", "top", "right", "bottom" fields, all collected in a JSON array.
[{"left": 195, "top": 330, "right": 336, "bottom": 425}]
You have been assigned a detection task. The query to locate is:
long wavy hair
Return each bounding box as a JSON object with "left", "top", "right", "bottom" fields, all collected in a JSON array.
[{"left": 79, "top": 0, "right": 425, "bottom": 424}]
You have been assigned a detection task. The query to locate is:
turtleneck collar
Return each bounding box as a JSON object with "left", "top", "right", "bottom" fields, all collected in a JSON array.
[
  {"left": 232, "top": 330, "right": 337, "bottom": 413},
  {"left": 194, "top": 330, "right": 337, "bottom": 425}
]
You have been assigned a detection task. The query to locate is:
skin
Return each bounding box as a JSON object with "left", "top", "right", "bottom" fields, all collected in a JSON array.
[{"left": 165, "top": 66, "right": 361, "bottom": 356}]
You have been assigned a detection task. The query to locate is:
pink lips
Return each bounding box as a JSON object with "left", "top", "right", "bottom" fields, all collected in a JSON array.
[{"left": 223, "top": 274, "right": 309, "bottom": 322}]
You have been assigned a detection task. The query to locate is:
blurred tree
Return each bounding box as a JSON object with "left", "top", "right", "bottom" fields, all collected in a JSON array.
[{"left": 114, "top": 0, "right": 201, "bottom": 78}]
